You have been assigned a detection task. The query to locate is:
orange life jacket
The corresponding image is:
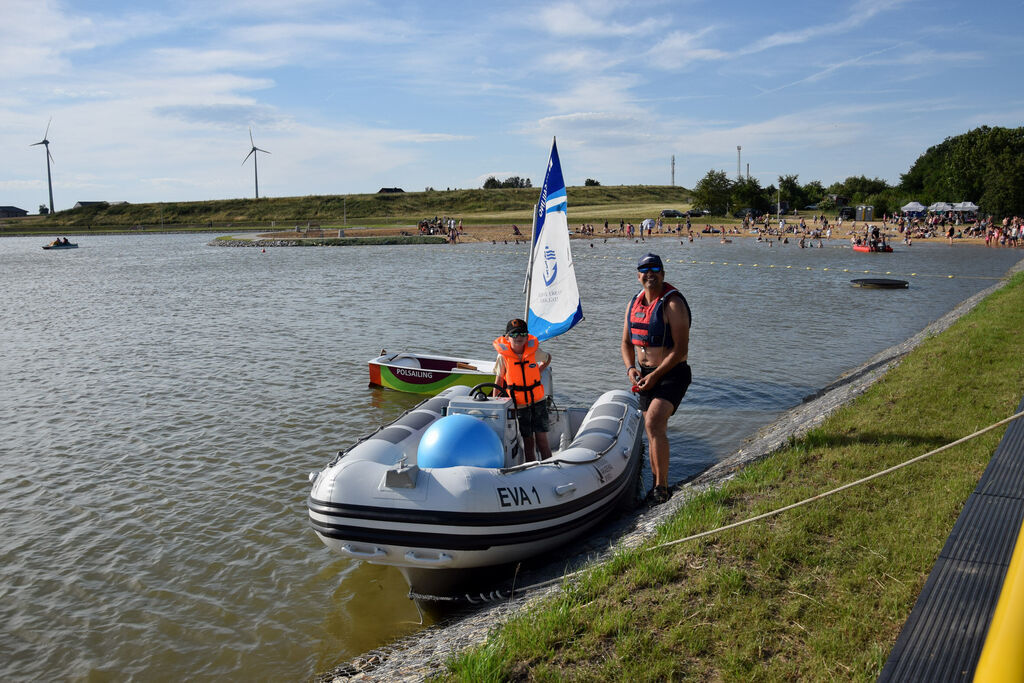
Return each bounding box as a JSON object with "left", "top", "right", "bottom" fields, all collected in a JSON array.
[{"left": 493, "top": 334, "right": 545, "bottom": 406}]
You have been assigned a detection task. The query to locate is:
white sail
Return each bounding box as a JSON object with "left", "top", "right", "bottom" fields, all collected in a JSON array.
[{"left": 526, "top": 139, "right": 583, "bottom": 341}]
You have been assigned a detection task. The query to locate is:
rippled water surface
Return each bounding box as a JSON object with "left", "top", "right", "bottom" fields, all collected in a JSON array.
[{"left": 2, "top": 233, "right": 1020, "bottom": 679}]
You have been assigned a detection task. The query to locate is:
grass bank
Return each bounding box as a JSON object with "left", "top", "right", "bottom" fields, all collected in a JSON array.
[
  {"left": 2, "top": 185, "right": 694, "bottom": 232},
  {"left": 442, "top": 272, "right": 1024, "bottom": 681}
]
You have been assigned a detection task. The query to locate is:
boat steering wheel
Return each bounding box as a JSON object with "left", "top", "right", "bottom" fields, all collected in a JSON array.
[{"left": 469, "top": 382, "right": 505, "bottom": 401}]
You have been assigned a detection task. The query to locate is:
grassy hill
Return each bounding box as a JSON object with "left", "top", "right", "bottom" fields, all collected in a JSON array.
[{"left": 5, "top": 185, "right": 694, "bottom": 232}]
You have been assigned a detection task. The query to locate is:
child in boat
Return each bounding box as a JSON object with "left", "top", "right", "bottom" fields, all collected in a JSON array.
[{"left": 493, "top": 318, "right": 552, "bottom": 462}]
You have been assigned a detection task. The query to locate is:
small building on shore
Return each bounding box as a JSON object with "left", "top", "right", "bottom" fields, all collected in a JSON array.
[{"left": 0, "top": 206, "right": 28, "bottom": 218}]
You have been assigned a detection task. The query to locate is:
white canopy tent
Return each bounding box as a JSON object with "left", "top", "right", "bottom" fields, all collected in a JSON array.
[
  {"left": 928, "top": 202, "right": 953, "bottom": 212},
  {"left": 902, "top": 201, "right": 927, "bottom": 212},
  {"left": 954, "top": 201, "right": 979, "bottom": 213}
]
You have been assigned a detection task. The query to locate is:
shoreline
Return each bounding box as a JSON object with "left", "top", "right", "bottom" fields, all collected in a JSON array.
[
  {"left": 5, "top": 222, "right": 1006, "bottom": 249},
  {"left": 317, "top": 255, "right": 1024, "bottom": 682},
  {"left": 237, "top": 223, "right": 1000, "bottom": 248}
]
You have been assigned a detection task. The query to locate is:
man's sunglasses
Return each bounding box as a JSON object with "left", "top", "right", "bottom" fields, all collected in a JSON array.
[
  {"left": 508, "top": 331, "right": 528, "bottom": 338},
  {"left": 637, "top": 265, "right": 663, "bottom": 273}
]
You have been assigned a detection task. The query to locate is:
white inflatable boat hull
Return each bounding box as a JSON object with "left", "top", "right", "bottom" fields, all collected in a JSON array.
[{"left": 308, "top": 386, "right": 643, "bottom": 595}]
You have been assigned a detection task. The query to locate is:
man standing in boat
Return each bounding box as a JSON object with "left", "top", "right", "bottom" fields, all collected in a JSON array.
[
  {"left": 493, "top": 318, "right": 552, "bottom": 462},
  {"left": 621, "top": 253, "right": 692, "bottom": 506}
]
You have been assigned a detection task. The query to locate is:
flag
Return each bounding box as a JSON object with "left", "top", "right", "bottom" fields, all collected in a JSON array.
[{"left": 527, "top": 139, "right": 583, "bottom": 341}]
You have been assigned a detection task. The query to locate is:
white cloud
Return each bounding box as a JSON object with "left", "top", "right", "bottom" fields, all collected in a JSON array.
[{"left": 535, "top": 1, "right": 661, "bottom": 37}]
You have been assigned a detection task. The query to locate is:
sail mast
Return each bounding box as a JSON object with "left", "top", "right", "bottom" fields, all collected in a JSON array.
[{"left": 523, "top": 201, "right": 538, "bottom": 320}]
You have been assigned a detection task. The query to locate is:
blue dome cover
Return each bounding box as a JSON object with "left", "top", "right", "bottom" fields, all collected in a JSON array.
[{"left": 417, "top": 414, "right": 504, "bottom": 468}]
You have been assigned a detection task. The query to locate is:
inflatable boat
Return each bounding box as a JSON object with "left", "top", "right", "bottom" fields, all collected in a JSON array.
[
  {"left": 307, "top": 384, "right": 644, "bottom": 595},
  {"left": 852, "top": 243, "right": 892, "bottom": 253}
]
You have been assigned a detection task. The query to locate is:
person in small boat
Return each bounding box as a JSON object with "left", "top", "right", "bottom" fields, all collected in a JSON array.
[
  {"left": 61, "top": 237, "right": 70, "bottom": 244},
  {"left": 622, "top": 253, "right": 692, "bottom": 506},
  {"left": 51, "top": 238, "right": 62, "bottom": 246},
  {"left": 493, "top": 318, "right": 552, "bottom": 462}
]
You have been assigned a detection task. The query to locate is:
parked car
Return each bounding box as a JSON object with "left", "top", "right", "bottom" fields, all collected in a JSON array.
[
  {"left": 686, "top": 209, "right": 710, "bottom": 217},
  {"left": 733, "top": 208, "right": 763, "bottom": 219},
  {"left": 660, "top": 209, "right": 685, "bottom": 218}
]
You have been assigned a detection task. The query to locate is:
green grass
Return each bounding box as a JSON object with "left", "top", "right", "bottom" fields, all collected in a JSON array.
[{"left": 441, "top": 272, "right": 1024, "bottom": 682}]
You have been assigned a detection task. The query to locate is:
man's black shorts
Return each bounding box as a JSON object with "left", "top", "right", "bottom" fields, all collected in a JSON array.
[{"left": 638, "top": 362, "right": 691, "bottom": 414}]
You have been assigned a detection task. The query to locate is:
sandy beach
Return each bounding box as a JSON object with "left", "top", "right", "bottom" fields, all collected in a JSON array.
[{"left": 269, "top": 223, "right": 1004, "bottom": 248}]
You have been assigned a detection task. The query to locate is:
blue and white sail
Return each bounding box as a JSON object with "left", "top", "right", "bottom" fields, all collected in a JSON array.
[{"left": 526, "top": 139, "right": 583, "bottom": 341}]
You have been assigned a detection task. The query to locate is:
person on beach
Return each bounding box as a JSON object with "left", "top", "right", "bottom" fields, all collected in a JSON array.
[
  {"left": 493, "top": 318, "right": 552, "bottom": 462},
  {"left": 621, "top": 253, "right": 692, "bottom": 506}
]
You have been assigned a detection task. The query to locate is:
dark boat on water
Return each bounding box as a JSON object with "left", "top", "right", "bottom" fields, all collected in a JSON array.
[{"left": 42, "top": 240, "right": 77, "bottom": 250}]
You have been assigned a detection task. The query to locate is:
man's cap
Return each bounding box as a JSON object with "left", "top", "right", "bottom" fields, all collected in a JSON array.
[
  {"left": 637, "top": 253, "right": 663, "bottom": 269},
  {"left": 505, "top": 318, "right": 528, "bottom": 335}
]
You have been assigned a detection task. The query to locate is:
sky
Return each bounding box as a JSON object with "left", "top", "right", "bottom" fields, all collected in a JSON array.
[{"left": 2, "top": 0, "right": 1022, "bottom": 213}]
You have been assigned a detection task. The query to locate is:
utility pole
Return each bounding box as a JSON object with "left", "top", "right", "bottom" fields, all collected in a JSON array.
[
  {"left": 737, "top": 146, "right": 742, "bottom": 180},
  {"left": 671, "top": 155, "right": 675, "bottom": 186},
  {"left": 746, "top": 163, "right": 750, "bottom": 180}
]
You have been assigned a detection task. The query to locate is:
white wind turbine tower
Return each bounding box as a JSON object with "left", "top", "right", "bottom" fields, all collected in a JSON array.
[
  {"left": 31, "top": 118, "right": 55, "bottom": 214},
  {"left": 242, "top": 128, "right": 271, "bottom": 199}
]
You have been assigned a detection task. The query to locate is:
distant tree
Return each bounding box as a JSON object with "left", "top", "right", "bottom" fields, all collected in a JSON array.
[
  {"left": 817, "top": 195, "right": 837, "bottom": 211},
  {"left": 424, "top": 186, "right": 435, "bottom": 192},
  {"left": 498, "top": 176, "right": 532, "bottom": 189},
  {"left": 584, "top": 178, "right": 601, "bottom": 186},
  {"left": 828, "top": 175, "right": 890, "bottom": 204},
  {"left": 731, "top": 175, "right": 768, "bottom": 213},
  {"left": 778, "top": 174, "right": 806, "bottom": 210},
  {"left": 483, "top": 176, "right": 501, "bottom": 189},
  {"left": 38, "top": 204, "right": 49, "bottom": 215},
  {"left": 692, "top": 169, "right": 733, "bottom": 215},
  {"left": 901, "top": 126, "right": 1024, "bottom": 216},
  {"left": 802, "top": 180, "right": 826, "bottom": 205}
]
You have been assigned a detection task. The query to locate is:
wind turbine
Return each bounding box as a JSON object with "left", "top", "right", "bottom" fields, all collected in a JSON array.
[
  {"left": 242, "top": 128, "right": 270, "bottom": 199},
  {"left": 31, "top": 118, "right": 55, "bottom": 214}
]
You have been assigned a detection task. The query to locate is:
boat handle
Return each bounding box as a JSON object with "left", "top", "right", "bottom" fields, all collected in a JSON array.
[
  {"left": 341, "top": 544, "right": 388, "bottom": 559},
  {"left": 555, "top": 483, "right": 577, "bottom": 496},
  {"left": 404, "top": 551, "right": 454, "bottom": 566}
]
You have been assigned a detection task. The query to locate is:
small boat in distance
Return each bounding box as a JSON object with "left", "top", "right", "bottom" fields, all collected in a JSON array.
[
  {"left": 852, "top": 226, "right": 892, "bottom": 252},
  {"left": 42, "top": 239, "right": 77, "bottom": 250}
]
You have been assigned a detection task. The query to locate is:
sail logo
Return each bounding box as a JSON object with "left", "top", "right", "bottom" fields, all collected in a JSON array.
[{"left": 542, "top": 246, "right": 557, "bottom": 286}]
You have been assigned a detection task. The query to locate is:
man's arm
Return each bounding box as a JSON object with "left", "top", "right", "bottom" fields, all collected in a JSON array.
[
  {"left": 492, "top": 357, "right": 505, "bottom": 396},
  {"left": 621, "top": 305, "right": 638, "bottom": 383}
]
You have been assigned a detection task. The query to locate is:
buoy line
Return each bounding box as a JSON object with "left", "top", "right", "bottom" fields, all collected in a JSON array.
[
  {"left": 472, "top": 248, "right": 1005, "bottom": 281},
  {"left": 409, "top": 409, "right": 1024, "bottom": 604}
]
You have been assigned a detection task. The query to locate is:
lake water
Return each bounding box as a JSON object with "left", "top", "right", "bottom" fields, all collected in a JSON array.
[{"left": 2, "top": 233, "right": 1020, "bottom": 680}]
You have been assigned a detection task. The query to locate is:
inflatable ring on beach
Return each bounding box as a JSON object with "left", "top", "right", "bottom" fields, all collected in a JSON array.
[{"left": 851, "top": 278, "right": 909, "bottom": 289}]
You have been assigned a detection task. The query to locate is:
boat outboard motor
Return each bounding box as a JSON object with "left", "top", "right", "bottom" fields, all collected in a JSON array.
[{"left": 444, "top": 387, "right": 523, "bottom": 467}]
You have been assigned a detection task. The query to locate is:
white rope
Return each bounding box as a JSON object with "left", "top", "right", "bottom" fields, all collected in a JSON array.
[
  {"left": 441, "top": 409, "right": 1024, "bottom": 601},
  {"left": 407, "top": 409, "right": 1024, "bottom": 602},
  {"left": 643, "top": 408, "right": 1024, "bottom": 554}
]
